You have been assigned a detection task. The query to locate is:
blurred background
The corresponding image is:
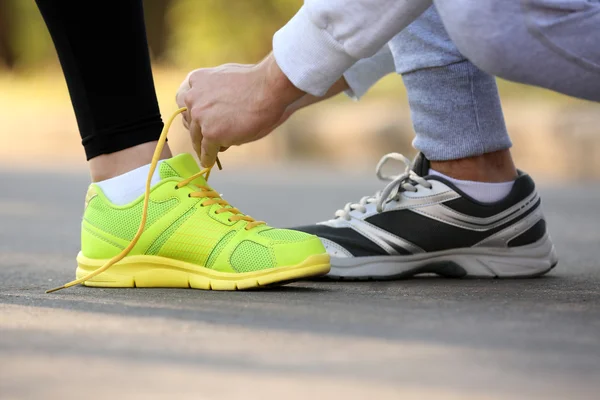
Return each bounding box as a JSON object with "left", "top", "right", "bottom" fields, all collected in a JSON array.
[
  {"left": 0, "top": 0, "right": 599, "bottom": 180},
  {"left": 2, "top": 3, "right": 600, "bottom": 399}
]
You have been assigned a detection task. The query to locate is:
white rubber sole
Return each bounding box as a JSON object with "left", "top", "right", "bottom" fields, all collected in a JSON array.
[{"left": 326, "top": 234, "right": 558, "bottom": 280}]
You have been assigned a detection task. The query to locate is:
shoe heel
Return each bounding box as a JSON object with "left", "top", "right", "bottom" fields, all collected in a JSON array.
[{"left": 465, "top": 234, "right": 559, "bottom": 278}]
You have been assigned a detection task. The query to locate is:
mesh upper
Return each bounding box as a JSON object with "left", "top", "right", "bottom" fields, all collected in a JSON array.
[
  {"left": 230, "top": 241, "right": 275, "bottom": 272},
  {"left": 85, "top": 197, "right": 179, "bottom": 240},
  {"left": 259, "top": 228, "right": 312, "bottom": 242},
  {"left": 81, "top": 154, "right": 323, "bottom": 272},
  {"left": 205, "top": 231, "right": 236, "bottom": 269},
  {"left": 146, "top": 208, "right": 196, "bottom": 255},
  {"left": 159, "top": 162, "right": 180, "bottom": 179},
  {"left": 152, "top": 205, "right": 238, "bottom": 266}
]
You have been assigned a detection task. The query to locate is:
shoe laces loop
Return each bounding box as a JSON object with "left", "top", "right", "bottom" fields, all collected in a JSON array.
[{"left": 334, "top": 153, "right": 432, "bottom": 220}]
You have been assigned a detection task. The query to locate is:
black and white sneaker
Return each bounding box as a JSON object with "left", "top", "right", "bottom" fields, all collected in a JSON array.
[{"left": 294, "top": 153, "right": 558, "bottom": 279}]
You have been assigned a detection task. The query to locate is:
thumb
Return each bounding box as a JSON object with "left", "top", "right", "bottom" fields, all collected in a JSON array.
[{"left": 201, "top": 138, "right": 220, "bottom": 168}]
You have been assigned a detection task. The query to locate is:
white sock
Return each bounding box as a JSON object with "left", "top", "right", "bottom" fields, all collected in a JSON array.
[
  {"left": 428, "top": 169, "right": 515, "bottom": 203},
  {"left": 96, "top": 161, "right": 164, "bottom": 205}
]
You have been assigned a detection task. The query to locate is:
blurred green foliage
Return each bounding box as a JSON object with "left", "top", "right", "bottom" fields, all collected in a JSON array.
[
  {"left": 166, "top": 0, "right": 301, "bottom": 67},
  {"left": 0, "top": 0, "right": 54, "bottom": 70},
  {"left": 0, "top": 0, "right": 572, "bottom": 102},
  {"left": 0, "top": 0, "right": 302, "bottom": 71}
]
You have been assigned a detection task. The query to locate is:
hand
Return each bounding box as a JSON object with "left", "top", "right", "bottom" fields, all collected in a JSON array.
[{"left": 176, "top": 54, "right": 304, "bottom": 167}]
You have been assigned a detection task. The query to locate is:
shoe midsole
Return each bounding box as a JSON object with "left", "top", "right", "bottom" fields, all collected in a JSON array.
[
  {"left": 328, "top": 234, "right": 558, "bottom": 277},
  {"left": 77, "top": 252, "right": 330, "bottom": 280}
]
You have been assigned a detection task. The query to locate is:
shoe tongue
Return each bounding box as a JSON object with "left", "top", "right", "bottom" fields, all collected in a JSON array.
[
  {"left": 411, "top": 152, "right": 431, "bottom": 176},
  {"left": 160, "top": 153, "right": 208, "bottom": 186}
]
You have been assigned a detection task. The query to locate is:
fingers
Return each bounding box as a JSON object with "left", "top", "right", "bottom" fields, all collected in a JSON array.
[
  {"left": 189, "top": 117, "right": 230, "bottom": 171},
  {"left": 201, "top": 139, "right": 220, "bottom": 168},
  {"left": 190, "top": 120, "right": 203, "bottom": 160}
]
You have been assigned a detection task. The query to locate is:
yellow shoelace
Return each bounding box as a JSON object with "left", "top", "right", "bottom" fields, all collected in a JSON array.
[{"left": 47, "top": 107, "right": 264, "bottom": 293}]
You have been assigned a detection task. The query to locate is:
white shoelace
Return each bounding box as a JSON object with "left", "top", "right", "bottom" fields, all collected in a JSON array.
[{"left": 335, "top": 153, "right": 433, "bottom": 220}]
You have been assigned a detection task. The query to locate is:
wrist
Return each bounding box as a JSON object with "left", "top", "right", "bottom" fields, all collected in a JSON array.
[{"left": 259, "top": 54, "right": 305, "bottom": 109}]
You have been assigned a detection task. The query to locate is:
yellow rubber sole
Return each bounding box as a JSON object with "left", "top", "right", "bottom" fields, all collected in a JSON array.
[{"left": 75, "top": 252, "right": 330, "bottom": 290}]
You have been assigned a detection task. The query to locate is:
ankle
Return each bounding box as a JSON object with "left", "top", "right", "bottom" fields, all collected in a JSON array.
[
  {"left": 429, "top": 149, "right": 517, "bottom": 183},
  {"left": 89, "top": 142, "right": 172, "bottom": 182}
]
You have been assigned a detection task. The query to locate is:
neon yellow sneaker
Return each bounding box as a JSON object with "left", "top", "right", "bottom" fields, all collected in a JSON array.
[{"left": 47, "top": 109, "right": 329, "bottom": 292}]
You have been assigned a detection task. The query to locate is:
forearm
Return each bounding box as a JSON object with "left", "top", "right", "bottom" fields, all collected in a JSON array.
[
  {"left": 286, "top": 76, "right": 350, "bottom": 113},
  {"left": 273, "top": 0, "right": 432, "bottom": 96},
  {"left": 284, "top": 44, "right": 395, "bottom": 114}
]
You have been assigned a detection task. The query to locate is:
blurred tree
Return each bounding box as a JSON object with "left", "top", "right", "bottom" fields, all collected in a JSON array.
[
  {"left": 167, "top": 0, "right": 302, "bottom": 68},
  {"left": 0, "top": 0, "right": 303, "bottom": 72},
  {"left": 0, "top": 0, "right": 17, "bottom": 69},
  {"left": 0, "top": 0, "right": 54, "bottom": 72},
  {"left": 143, "top": 0, "right": 173, "bottom": 62}
]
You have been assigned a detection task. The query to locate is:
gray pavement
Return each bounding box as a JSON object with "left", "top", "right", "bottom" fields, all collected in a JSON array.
[{"left": 1, "top": 167, "right": 599, "bottom": 399}]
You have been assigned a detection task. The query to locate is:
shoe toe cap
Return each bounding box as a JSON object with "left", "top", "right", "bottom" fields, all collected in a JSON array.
[
  {"left": 319, "top": 237, "right": 353, "bottom": 258},
  {"left": 270, "top": 234, "right": 327, "bottom": 267}
]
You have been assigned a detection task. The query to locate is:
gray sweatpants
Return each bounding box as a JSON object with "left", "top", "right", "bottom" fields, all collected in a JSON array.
[
  {"left": 345, "top": 7, "right": 514, "bottom": 161},
  {"left": 344, "top": 0, "right": 598, "bottom": 161},
  {"left": 434, "top": 0, "right": 600, "bottom": 102}
]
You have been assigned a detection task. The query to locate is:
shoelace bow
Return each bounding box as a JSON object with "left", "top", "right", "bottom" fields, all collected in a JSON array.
[
  {"left": 47, "top": 107, "right": 264, "bottom": 293},
  {"left": 335, "top": 153, "right": 432, "bottom": 220}
]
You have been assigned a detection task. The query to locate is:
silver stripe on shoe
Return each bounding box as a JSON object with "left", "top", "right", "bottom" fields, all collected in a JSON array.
[
  {"left": 474, "top": 207, "right": 545, "bottom": 247},
  {"left": 410, "top": 192, "right": 540, "bottom": 232},
  {"left": 348, "top": 219, "right": 425, "bottom": 255}
]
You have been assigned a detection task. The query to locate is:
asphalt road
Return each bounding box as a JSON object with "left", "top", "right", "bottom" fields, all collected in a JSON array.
[{"left": 1, "top": 167, "right": 599, "bottom": 399}]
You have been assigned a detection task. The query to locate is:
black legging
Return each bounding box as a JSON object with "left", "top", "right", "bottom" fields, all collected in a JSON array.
[{"left": 35, "top": 0, "right": 163, "bottom": 160}]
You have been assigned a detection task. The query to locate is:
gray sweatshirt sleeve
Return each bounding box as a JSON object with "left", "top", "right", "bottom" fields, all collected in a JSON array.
[
  {"left": 343, "top": 45, "right": 395, "bottom": 100},
  {"left": 273, "top": 0, "right": 432, "bottom": 96}
]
